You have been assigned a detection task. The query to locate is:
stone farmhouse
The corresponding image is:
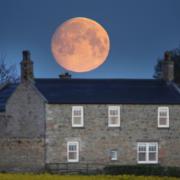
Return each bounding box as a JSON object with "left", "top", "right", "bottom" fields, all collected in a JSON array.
[{"left": 0, "top": 51, "right": 180, "bottom": 172}]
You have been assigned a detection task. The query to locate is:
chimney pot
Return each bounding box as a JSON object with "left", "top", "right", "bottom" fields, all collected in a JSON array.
[
  {"left": 23, "top": 50, "right": 31, "bottom": 61},
  {"left": 59, "top": 72, "right": 71, "bottom": 79},
  {"left": 164, "top": 51, "right": 171, "bottom": 61}
]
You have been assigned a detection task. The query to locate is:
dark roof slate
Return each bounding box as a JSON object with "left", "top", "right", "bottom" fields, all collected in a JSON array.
[
  {"left": 1, "top": 78, "right": 180, "bottom": 112},
  {"left": 35, "top": 78, "right": 180, "bottom": 104},
  {"left": 0, "top": 83, "right": 18, "bottom": 112}
]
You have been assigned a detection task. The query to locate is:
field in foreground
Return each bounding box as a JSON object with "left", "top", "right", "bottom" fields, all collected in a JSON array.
[{"left": 0, "top": 174, "right": 180, "bottom": 180}]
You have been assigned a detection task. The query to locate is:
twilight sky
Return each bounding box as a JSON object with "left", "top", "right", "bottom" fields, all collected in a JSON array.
[{"left": 0, "top": 0, "right": 180, "bottom": 79}]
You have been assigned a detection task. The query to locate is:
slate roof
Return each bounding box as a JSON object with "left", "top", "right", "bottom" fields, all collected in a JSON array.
[
  {"left": 35, "top": 78, "right": 180, "bottom": 104},
  {"left": 0, "top": 83, "right": 18, "bottom": 112},
  {"left": 1, "top": 78, "right": 180, "bottom": 112}
]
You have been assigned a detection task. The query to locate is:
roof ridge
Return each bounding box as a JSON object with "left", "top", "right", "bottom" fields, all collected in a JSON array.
[
  {"left": 35, "top": 78, "right": 159, "bottom": 81},
  {"left": 0, "top": 81, "right": 10, "bottom": 91}
]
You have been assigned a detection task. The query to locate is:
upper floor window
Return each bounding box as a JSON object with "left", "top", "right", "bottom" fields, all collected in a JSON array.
[
  {"left": 67, "top": 141, "right": 79, "bottom": 162},
  {"left": 72, "top": 106, "right": 84, "bottom": 127},
  {"left": 137, "top": 142, "right": 158, "bottom": 164},
  {"left": 158, "top": 107, "right": 169, "bottom": 128},
  {"left": 108, "top": 106, "right": 120, "bottom": 127}
]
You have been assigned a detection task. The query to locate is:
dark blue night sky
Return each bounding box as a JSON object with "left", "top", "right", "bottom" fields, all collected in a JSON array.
[{"left": 0, "top": 0, "right": 180, "bottom": 79}]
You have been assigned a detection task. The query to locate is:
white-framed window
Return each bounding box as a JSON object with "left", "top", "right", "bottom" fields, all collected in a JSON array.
[
  {"left": 67, "top": 141, "right": 79, "bottom": 162},
  {"left": 158, "top": 107, "right": 169, "bottom": 128},
  {"left": 110, "top": 150, "right": 118, "bottom": 161},
  {"left": 137, "top": 142, "right": 158, "bottom": 164},
  {"left": 108, "top": 106, "right": 120, "bottom": 127},
  {"left": 72, "top": 106, "right": 84, "bottom": 127}
]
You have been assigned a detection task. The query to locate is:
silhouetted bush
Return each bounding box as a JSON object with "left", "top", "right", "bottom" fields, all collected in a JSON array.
[{"left": 104, "top": 165, "right": 180, "bottom": 177}]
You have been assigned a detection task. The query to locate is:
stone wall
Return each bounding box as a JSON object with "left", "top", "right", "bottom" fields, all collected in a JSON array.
[
  {"left": 0, "top": 82, "right": 46, "bottom": 171},
  {"left": 45, "top": 104, "right": 180, "bottom": 170},
  {"left": 0, "top": 113, "right": 11, "bottom": 136},
  {"left": 0, "top": 138, "right": 44, "bottom": 172},
  {"left": 5, "top": 82, "right": 46, "bottom": 138}
]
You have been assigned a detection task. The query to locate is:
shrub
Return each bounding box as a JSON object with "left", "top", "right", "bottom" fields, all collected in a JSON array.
[{"left": 103, "top": 165, "right": 180, "bottom": 177}]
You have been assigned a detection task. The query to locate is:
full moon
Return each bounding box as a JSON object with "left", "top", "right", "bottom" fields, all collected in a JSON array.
[{"left": 51, "top": 17, "right": 110, "bottom": 72}]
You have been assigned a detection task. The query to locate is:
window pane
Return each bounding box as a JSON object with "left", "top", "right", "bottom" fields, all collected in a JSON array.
[
  {"left": 69, "top": 144, "right": 76, "bottom": 151},
  {"left": 139, "top": 145, "right": 146, "bottom": 152},
  {"left": 74, "top": 110, "right": 81, "bottom": 116},
  {"left": 110, "top": 109, "right": 118, "bottom": 116},
  {"left": 138, "top": 152, "right": 146, "bottom": 161},
  {"left": 110, "top": 117, "right": 119, "bottom": 125},
  {"left": 69, "top": 152, "right": 77, "bottom": 160},
  {"left": 149, "top": 152, "right": 156, "bottom": 161},
  {"left": 149, "top": 145, "right": 156, "bottom": 152},
  {"left": 159, "top": 111, "right": 167, "bottom": 117},
  {"left": 159, "top": 117, "right": 167, "bottom": 126},
  {"left": 73, "top": 117, "right": 82, "bottom": 125}
]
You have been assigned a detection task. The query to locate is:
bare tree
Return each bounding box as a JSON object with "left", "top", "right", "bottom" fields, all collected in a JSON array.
[{"left": 0, "top": 54, "right": 19, "bottom": 84}]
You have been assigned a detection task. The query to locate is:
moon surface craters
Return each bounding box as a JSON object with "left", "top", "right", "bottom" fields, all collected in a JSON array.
[{"left": 51, "top": 17, "right": 110, "bottom": 72}]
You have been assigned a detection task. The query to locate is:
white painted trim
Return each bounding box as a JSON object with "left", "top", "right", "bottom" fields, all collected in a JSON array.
[
  {"left": 72, "top": 106, "right": 84, "bottom": 127},
  {"left": 137, "top": 142, "right": 158, "bottom": 164},
  {"left": 111, "top": 150, "right": 118, "bottom": 161},
  {"left": 67, "top": 141, "right": 79, "bottom": 162},
  {"left": 108, "top": 106, "right": 120, "bottom": 127},
  {"left": 158, "top": 107, "right": 169, "bottom": 128}
]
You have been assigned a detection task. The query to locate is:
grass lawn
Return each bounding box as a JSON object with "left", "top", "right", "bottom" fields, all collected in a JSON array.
[{"left": 0, "top": 174, "right": 179, "bottom": 180}]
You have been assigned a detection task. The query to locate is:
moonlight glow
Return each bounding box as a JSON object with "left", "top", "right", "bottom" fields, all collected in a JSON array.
[{"left": 51, "top": 17, "right": 110, "bottom": 72}]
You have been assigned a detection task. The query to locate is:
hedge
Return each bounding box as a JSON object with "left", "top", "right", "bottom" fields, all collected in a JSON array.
[{"left": 103, "top": 165, "right": 180, "bottom": 177}]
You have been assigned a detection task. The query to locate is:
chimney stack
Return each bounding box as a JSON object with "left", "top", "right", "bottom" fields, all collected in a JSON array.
[
  {"left": 20, "top": 50, "right": 34, "bottom": 83},
  {"left": 59, "top": 72, "right": 71, "bottom": 79},
  {"left": 162, "top": 51, "right": 174, "bottom": 82}
]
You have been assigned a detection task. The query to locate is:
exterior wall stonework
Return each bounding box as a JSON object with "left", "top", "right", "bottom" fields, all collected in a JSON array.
[
  {"left": 5, "top": 82, "right": 46, "bottom": 138},
  {"left": 0, "top": 138, "right": 44, "bottom": 171},
  {"left": 45, "top": 104, "right": 180, "bottom": 168},
  {"left": 0, "top": 82, "right": 46, "bottom": 171}
]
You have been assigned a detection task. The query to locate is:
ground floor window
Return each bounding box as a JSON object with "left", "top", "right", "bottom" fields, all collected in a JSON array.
[
  {"left": 67, "top": 141, "right": 79, "bottom": 162},
  {"left": 137, "top": 142, "right": 158, "bottom": 164},
  {"left": 110, "top": 150, "right": 118, "bottom": 160}
]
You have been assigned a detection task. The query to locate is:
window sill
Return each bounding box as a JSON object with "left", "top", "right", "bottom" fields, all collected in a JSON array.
[
  {"left": 137, "top": 161, "right": 158, "bottom": 164},
  {"left": 107, "top": 127, "right": 121, "bottom": 130},
  {"left": 72, "top": 126, "right": 85, "bottom": 129},
  {"left": 157, "top": 127, "right": 170, "bottom": 129},
  {"left": 67, "top": 161, "right": 79, "bottom": 163}
]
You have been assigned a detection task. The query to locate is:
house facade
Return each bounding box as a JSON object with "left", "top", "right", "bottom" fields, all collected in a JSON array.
[{"left": 0, "top": 51, "right": 180, "bottom": 172}]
